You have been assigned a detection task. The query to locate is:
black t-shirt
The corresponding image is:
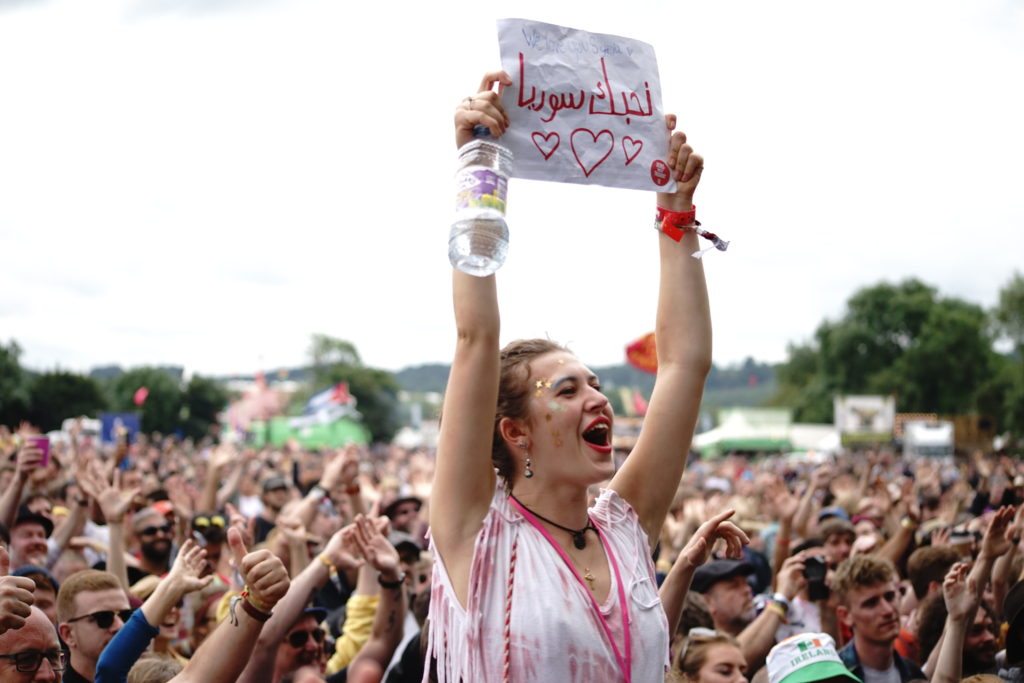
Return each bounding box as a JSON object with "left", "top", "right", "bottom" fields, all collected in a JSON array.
[
  {"left": 253, "top": 516, "right": 276, "bottom": 544},
  {"left": 62, "top": 663, "right": 92, "bottom": 683}
]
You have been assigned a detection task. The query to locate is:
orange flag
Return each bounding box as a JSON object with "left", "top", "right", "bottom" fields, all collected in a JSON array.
[{"left": 626, "top": 332, "right": 657, "bottom": 374}]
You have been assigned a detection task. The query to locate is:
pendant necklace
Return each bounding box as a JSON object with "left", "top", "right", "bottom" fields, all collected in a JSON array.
[
  {"left": 508, "top": 493, "right": 596, "bottom": 550},
  {"left": 583, "top": 568, "right": 596, "bottom": 591}
]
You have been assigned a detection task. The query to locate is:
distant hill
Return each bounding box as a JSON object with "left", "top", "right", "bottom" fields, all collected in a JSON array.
[{"left": 395, "top": 358, "right": 778, "bottom": 410}]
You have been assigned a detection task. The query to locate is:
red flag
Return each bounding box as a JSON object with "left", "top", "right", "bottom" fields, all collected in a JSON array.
[
  {"left": 626, "top": 332, "right": 658, "bottom": 374},
  {"left": 332, "top": 382, "right": 352, "bottom": 405},
  {"left": 632, "top": 390, "right": 649, "bottom": 417},
  {"left": 133, "top": 387, "right": 149, "bottom": 406}
]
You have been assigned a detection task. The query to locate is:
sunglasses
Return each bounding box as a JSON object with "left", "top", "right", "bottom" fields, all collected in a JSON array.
[
  {"left": 139, "top": 524, "right": 173, "bottom": 537},
  {"left": 67, "top": 609, "right": 134, "bottom": 629},
  {"left": 287, "top": 628, "right": 325, "bottom": 649},
  {"left": 0, "top": 650, "right": 66, "bottom": 674},
  {"left": 193, "top": 515, "right": 226, "bottom": 529}
]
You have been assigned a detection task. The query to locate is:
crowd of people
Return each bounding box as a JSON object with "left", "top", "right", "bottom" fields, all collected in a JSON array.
[
  {"left": 0, "top": 428, "right": 1021, "bottom": 683},
  {"left": 2, "top": 71, "right": 1023, "bottom": 683}
]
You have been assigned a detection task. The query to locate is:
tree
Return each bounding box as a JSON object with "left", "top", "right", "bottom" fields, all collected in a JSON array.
[
  {"left": 773, "top": 279, "right": 999, "bottom": 422},
  {"left": 0, "top": 340, "right": 31, "bottom": 428},
  {"left": 993, "top": 271, "right": 1024, "bottom": 353},
  {"left": 307, "top": 334, "right": 400, "bottom": 443},
  {"left": 181, "top": 375, "right": 230, "bottom": 440},
  {"left": 991, "top": 273, "right": 1024, "bottom": 441},
  {"left": 27, "top": 371, "right": 107, "bottom": 431},
  {"left": 109, "top": 367, "right": 184, "bottom": 435}
]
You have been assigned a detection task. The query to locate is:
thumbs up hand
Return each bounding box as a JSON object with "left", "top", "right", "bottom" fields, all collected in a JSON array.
[
  {"left": 227, "top": 527, "right": 289, "bottom": 612},
  {"left": 0, "top": 547, "right": 37, "bottom": 635}
]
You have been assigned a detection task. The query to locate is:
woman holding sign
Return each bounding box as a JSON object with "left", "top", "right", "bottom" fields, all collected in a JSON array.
[{"left": 427, "top": 71, "right": 745, "bottom": 683}]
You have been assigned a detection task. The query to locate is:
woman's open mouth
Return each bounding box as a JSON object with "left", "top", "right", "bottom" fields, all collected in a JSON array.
[{"left": 582, "top": 418, "right": 612, "bottom": 454}]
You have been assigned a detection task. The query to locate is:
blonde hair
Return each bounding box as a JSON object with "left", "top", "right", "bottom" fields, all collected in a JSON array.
[
  {"left": 127, "top": 654, "right": 183, "bottom": 683},
  {"left": 832, "top": 554, "right": 896, "bottom": 606},
  {"left": 674, "top": 630, "right": 742, "bottom": 681},
  {"left": 56, "top": 570, "right": 123, "bottom": 623}
]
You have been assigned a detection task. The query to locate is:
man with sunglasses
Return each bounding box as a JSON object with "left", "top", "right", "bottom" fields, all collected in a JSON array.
[
  {"left": 55, "top": 570, "right": 130, "bottom": 683},
  {"left": 130, "top": 508, "right": 173, "bottom": 579},
  {"left": 0, "top": 606, "right": 65, "bottom": 682}
]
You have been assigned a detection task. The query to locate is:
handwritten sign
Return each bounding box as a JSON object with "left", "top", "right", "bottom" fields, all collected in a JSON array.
[{"left": 498, "top": 18, "right": 675, "bottom": 193}]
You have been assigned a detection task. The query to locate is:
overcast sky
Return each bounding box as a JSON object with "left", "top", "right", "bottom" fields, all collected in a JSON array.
[{"left": 2, "top": 0, "right": 1022, "bottom": 378}]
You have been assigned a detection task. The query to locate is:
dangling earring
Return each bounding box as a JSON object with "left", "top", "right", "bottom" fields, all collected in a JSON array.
[{"left": 518, "top": 440, "right": 533, "bottom": 479}]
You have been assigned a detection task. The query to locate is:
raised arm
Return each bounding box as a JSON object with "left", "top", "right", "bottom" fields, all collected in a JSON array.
[
  {"left": 429, "top": 71, "right": 512, "bottom": 598},
  {"left": 0, "top": 443, "right": 44, "bottom": 529},
  {"left": 932, "top": 562, "right": 977, "bottom": 683},
  {"left": 171, "top": 529, "right": 290, "bottom": 683},
  {"left": 660, "top": 510, "right": 747, "bottom": 635},
  {"left": 96, "top": 540, "right": 212, "bottom": 683},
  {"left": 610, "top": 116, "right": 710, "bottom": 543}
]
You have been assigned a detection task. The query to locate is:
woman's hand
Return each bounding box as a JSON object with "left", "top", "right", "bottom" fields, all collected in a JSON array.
[
  {"left": 455, "top": 71, "right": 512, "bottom": 149},
  {"left": 166, "top": 539, "right": 214, "bottom": 597},
  {"left": 656, "top": 114, "right": 703, "bottom": 212}
]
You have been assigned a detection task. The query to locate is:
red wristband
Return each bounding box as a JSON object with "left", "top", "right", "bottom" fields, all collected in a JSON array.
[{"left": 655, "top": 205, "right": 697, "bottom": 242}]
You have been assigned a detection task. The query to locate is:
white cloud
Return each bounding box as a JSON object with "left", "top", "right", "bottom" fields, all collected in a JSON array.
[{"left": 2, "top": 0, "right": 1021, "bottom": 376}]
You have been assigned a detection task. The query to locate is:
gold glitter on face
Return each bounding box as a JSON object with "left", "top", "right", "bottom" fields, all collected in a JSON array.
[{"left": 534, "top": 378, "right": 553, "bottom": 397}]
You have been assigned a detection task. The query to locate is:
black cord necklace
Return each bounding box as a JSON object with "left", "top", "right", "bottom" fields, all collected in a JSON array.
[{"left": 510, "top": 493, "right": 596, "bottom": 549}]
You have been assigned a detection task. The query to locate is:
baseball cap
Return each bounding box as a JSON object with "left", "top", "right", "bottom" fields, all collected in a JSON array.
[
  {"left": 262, "top": 476, "right": 290, "bottom": 494},
  {"left": 14, "top": 506, "right": 54, "bottom": 538},
  {"left": 767, "top": 633, "right": 861, "bottom": 683},
  {"left": 818, "top": 507, "right": 850, "bottom": 523},
  {"left": 691, "top": 559, "right": 754, "bottom": 594}
]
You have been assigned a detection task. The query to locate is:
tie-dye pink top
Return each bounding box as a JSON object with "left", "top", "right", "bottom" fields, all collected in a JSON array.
[{"left": 424, "top": 484, "right": 669, "bottom": 682}]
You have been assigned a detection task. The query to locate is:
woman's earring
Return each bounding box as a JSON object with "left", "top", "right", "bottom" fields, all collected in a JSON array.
[{"left": 518, "top": 440, "right": 533, "bottom": 479}]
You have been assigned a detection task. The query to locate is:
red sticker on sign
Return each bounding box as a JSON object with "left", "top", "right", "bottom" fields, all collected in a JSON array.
[{"left": 650, "top": 160, "right": 670, "bottom": 187}]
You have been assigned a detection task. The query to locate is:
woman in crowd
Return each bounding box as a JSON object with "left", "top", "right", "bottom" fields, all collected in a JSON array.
[
  {"left": 674, "top": 630, "right": 747, "bottom": 683},
  {"left": 426, "top": 70, "right": 741, "bottom": 682}
]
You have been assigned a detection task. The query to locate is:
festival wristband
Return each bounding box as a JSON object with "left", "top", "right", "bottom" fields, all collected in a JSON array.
[
  {"left": 765, "top": 601, "right": 788, "bottom": 621},
  {"left": 378, "top": 572, "right": 406, "bottom": 590},
  {"left": 240, "top": 597, "right": 272, "bottom": 622},
  {"left": 655, "top": 205, "right": 697, "bottom": 242},
  {"left": 654, "top": 204, "right": 730, "bottom": 257}
]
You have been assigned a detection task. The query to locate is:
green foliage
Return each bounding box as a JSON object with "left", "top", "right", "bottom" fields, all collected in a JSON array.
[
  {"left": 307, "top": 334, "right": 401, "bottom": 443},
  {"left": 0, "top": 340, "right": 31, "bottom": 428},
  {"left": 27, "top": 371, "right": 107, "bottom": 431},
  {"left": 772, "top": 278, "right": 1018, "bottom": 432},
  {"left": 110, "top": 367, "right": 184, "bottom": 434},
  {"left": 993, "top": 272, "right": 1024, "bottom": 352},
  {"left": 181, "top": 375, "right": 231, "bottom": 440}
]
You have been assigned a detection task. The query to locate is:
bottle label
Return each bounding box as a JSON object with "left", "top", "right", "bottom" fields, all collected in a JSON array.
[{"left": 455, "top": 168, "right": 507, "bottom": 214}]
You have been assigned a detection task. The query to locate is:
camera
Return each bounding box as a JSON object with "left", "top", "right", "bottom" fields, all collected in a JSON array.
[{"left": 804, "top": 556, "right": 830, "bottom": 601}]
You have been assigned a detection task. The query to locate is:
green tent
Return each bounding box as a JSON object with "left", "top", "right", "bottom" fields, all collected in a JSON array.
[{"left": 249, "top": 416, "right": 370, "bottom": 448}]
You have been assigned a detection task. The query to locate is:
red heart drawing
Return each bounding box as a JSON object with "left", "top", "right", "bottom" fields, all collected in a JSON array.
[
  {"left": 570, "top": 128, "right": 614, "bottom": 177},
  {"left": 622, "top": 136, "right": 643, "bottom": 166},
  {"left": 531, "top": 131, "right": 560, "bottom": 160}
]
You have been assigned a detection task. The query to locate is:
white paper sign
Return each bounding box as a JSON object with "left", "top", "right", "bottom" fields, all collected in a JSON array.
[{"left": 498, "top": 18, "right": 675, "bottom": 193}]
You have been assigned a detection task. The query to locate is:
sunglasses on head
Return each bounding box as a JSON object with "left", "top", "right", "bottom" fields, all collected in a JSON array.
[
  {"left": 139, "top": 524, "right": 172, "bottom": 537},
  {"left": 0, "top": 650, "right": 66, "bottom": 674},
  {"left": 67, "top": 609, "right": 134, "bottom": 629},
  {"left": 193, "top": 515, "right": 226, "bottom": 529},
  {"left": 287, "top": 628, "right": 325, "bottom": 648}
]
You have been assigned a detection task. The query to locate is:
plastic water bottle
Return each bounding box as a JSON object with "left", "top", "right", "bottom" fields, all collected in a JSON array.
[{"left": 449, "top": 137, "right": 513, "bottom": 277}]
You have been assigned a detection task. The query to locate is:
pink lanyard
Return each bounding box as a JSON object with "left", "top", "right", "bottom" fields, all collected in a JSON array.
[{"left": 508, "top": 497, "right": 633, "bottom": 683}]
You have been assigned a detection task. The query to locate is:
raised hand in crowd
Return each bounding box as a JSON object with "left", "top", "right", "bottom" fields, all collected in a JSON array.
[
  {"left": 78, "top": 463, "right": 141, "bottom": 591},
  {"left": 0, "top": 547, "right": 35, "bottom": 636},
  {"left": 0, "top": 438, "right": 47, "bottom": 530},
  {"left": 660, "top": 509, "right": 749, "bottom": 636},
  {"left": 95, "top": 539, "right": 214, "bottom": 683},
  {"left": 931, "top": 561, "right": 980, "bottom": 683},
  {"left": 169, "top": 528, "right": 290, "bottom": 683}
]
